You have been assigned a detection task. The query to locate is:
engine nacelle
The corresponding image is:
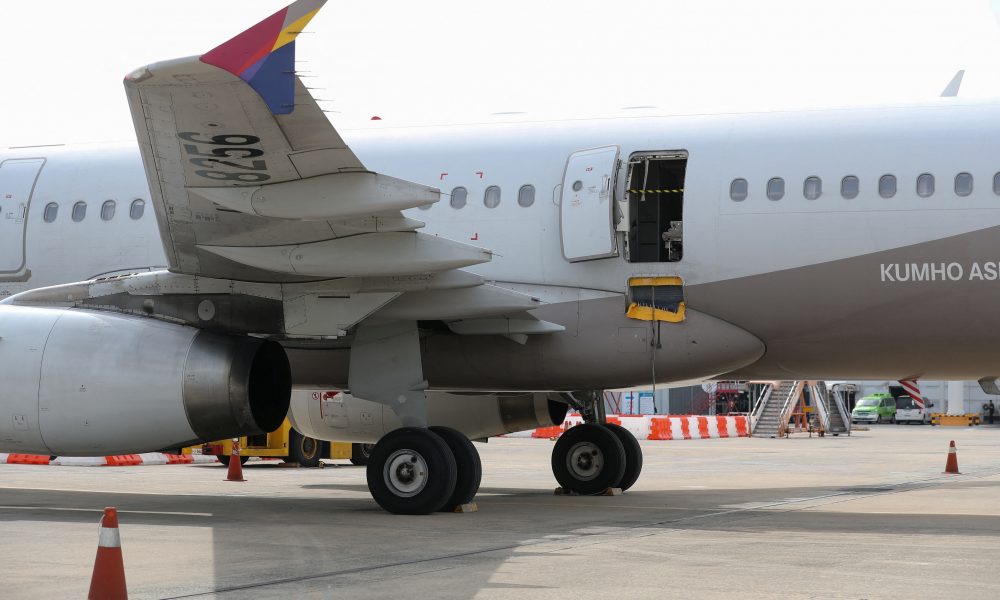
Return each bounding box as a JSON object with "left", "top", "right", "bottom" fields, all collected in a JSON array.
[
  {"left": 0, "top": 305, "right": 290, "bottom": 455},
  {"left": 288, "top": 389, "right": 568, "bottom": 443}
]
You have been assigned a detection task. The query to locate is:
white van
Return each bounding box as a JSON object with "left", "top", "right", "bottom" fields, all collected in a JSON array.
[{"left": 894, "top": 394, "right": 932, "bottom": 424}]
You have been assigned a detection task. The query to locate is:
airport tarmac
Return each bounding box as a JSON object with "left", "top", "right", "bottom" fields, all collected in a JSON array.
[{"left": 2, "top": 425, "right": 999, "bottom": 599}]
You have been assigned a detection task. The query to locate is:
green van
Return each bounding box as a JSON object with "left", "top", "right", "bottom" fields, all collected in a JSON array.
[{"left": 851, "top": 393, "right": 897, "bottom": 424}]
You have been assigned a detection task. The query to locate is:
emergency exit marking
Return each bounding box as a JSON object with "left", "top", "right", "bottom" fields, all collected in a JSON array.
[
  {"left": 475, "top": 171, "right": 484, "bottom": 178},
  {"left": 439, "top": 172, "right": 448, "bottom": 180}
]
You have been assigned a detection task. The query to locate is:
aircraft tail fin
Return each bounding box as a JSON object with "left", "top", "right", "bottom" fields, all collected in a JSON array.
[{"left": 940, "top": 69, "right": 965, "bottom": 98}]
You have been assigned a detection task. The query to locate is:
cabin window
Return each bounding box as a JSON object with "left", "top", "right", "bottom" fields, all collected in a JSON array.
[
  {"left": 955, "top": 172, "right": 973, "bottom": 197},
  {"left": 766, "top": 177, "right": 784, "bottom": 201},
  {"left": 130, "top": 199, "right": 145, "bottom": 220},
  {"left": 803, "top": 176, "right": 822, "bottom": 200},
  {"left": 729, "top": 178, "right": 748, "bottom": 201},
  {"left": 43, "top": 202, "right": 58, "bottom": 223},
  {"left": 72, "top": 201, "right": 87, "bottom": 222},
  {"left": 916, "top": 173, "right": 934, "bottom": 198},
  {"left": 450, "top": 187, "right": 467, "bottom": 209},
  {"left": 879, "top": 174, "right": 896, "bottom": 198},
  {"left": 625, "top": 152, "right": 686, "bottom": 263},
  {"left": 484, "top": 185, "right": 501, "bottom": 208},
  {"left": 517, "top": 184, "right": 535, "bottom": 207},
  {"left": 101, "top": 200, "right": 116, "bottom": 221},
  {"left": 841, "top": 175, "right": 859, "bottom": 199}
]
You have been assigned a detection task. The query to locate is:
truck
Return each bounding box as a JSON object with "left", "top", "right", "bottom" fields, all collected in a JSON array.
[{"left": 190, "top": 419, "right": 374, "bottom": 467}]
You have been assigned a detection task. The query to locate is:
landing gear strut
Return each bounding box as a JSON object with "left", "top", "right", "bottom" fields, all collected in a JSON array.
[{"left": 552, "top": 391, "right": 643, "bottom": 494}]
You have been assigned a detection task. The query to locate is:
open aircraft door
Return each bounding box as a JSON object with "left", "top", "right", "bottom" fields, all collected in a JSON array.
[
  {"left": 0, "top": 158, "right": 44, "bottom": 277},
  {"left": 560, "top": 146, "right": 619, "bottom": 262}
]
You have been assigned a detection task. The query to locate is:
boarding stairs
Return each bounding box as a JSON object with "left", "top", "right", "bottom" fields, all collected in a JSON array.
[
  {"left": 812, "top": 380, "right": 851, "bottom": 436},
  {"left": 751, "top": 380, "right": 851, "bottom": 437},
  {"left": 750, "top": 381, "right": 800, "bottom": 437}
]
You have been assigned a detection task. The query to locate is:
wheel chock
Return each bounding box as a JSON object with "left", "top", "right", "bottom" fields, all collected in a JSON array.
[
  {"left": 452, "top": 502, "right": 478, "bottom": 513},
  {"left": 554, "top": 487, "right": 623, "bottom": 496}
]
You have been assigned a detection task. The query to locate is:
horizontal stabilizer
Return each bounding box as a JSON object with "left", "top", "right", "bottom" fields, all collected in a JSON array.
[
  {"left": 190, "top": 172, "right": 439, "bottom": 220},
  {"left": 199, "top": 232, "right": 492, "bottom": 277}
]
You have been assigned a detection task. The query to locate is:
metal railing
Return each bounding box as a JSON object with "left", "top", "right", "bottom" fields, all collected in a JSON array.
[
  {"left": 828, "top": 383, "right": 852, "bottom": 435},
  {"left": 749, "top": 383, "right": 775, "bottom": 433},
  {"left": 810, "top": 381, "right": 831, "bottom": 433},
  {"left": 776, "top": 381, "right": 803, "bottom": 437}
]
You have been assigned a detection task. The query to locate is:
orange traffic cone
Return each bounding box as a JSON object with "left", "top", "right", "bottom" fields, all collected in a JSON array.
[
  {"left": 88, "top": 507, "right": 127, "bottom": 600},
  {"left": 225, "top": 440, "right": 246, "bottom": 482},
  {"left": 944, "top": 440, "right": 961, "bottom": 474}
]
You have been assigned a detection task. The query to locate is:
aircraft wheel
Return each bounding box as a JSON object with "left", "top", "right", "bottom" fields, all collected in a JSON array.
[
  {"left": 367, "top": 428, "right": 457, "bottom": 515},
  {"left": 429, "top": 426, "right": 482, "bottom": 511},
  {"left": 602, "top": 423, "right": 643, "bottom": 491},
  {"left": 551, "top": 423, "right": 626, "bottom": 495},
  {"left": 350, "top": 443, "right": 375, "bottom": 466},
  {"left": 287, "top": 429, "right": 323, "bottom": 468}
]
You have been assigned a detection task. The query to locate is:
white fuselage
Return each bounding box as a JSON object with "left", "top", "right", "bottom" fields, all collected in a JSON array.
[{"left": 5, "top": 98, "right": 1000, "bottom": 380}]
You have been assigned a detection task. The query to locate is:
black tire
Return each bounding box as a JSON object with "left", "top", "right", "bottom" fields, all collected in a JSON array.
[
  {"left": 429, "top": 426, "right": 482, "bottom": 511},
  {"left": 350, "top": 443, "right": 375, "bottom": 466},
  {"left": 287, "top": 429, "right": 323, "bottom": 468},
  {"left": 876, "top": 415, "right": 882, "bottom": 424},
  {"left": 218, "top": 455, "right": 249, "bottom": 467},
  {"left": 551, "top": 423, "right": 626, "bottom": 495},
  {"left": 366, "top": 428, "right": 457, "bottom": 515},
  {"left": 602, "top": 423, "right": 643, "bottom": 492}
]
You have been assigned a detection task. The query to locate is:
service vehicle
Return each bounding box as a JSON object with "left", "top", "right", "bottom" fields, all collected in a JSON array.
[
  {"left": 190, "top": 419, "right": 373, "bottom": 468},
  {"left": 851, "top": 393, "right": 897, "bottom": 424}
]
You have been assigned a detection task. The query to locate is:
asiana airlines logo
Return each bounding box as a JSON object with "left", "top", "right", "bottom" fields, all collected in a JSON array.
[{"left": 880, "top": 262, "right": 1000, "bottom": 282}]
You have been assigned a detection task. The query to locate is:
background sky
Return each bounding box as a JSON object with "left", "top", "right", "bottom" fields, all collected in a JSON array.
[{"left": 1, "top": 0, "right": 1000, "bottom": 147}]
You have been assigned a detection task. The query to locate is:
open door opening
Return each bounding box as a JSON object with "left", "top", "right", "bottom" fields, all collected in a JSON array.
[{"left": 625, "top": 152, "right": 686, "bottom": 263}]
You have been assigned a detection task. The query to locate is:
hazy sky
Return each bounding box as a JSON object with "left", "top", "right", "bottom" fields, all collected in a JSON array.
[{"left": 1, "top": 0, "right": 999, "bottom": 146}]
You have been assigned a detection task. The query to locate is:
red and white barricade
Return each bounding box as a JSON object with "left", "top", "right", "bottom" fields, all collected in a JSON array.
[
  {"left": 506, "top": 414, "right": 750, "bottom": 440},
  {"left": 0, "top": 452, "right": 218, "bottom": 466}
]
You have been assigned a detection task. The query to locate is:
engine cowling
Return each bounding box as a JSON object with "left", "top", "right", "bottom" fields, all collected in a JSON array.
[
  {"left": 288, "top": 388, "right": 568, "bottom": 443},
  {"left": 0, "top": 305, "right": 290, "bottom": 455}
]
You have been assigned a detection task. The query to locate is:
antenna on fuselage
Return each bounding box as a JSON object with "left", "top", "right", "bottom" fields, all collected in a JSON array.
[{"left": 940, "top": 69, "right": 965, "bottom": 97}]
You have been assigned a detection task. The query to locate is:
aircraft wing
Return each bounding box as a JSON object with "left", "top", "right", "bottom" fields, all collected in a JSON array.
[
  {"left": 8, "top": 1, "right": 570, "bottom": 340},
  {"left": 123, "top": 0, "right": 490, "bottom": 284}
]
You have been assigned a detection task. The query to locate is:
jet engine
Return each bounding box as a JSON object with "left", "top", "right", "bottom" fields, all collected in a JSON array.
[
  {"left": 288, "top": 389, "right": 568, "bottom": 443},
  {"left": 0, "top": 305, "right": 290, "bottom": 455}
]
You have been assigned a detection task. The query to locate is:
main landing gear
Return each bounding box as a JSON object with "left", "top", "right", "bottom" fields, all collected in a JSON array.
[
  {"left": 551, "top": 392, "right": 643, "bottom": 495},
  {"left": 366, "top": 426, "right": 482, "bottom": 515}
]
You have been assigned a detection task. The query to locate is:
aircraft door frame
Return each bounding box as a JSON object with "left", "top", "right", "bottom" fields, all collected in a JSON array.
[
  {"left": 559, "top": 146, "right": 620, "bottom": 262},
  {"left": 0, "top": 158, "right": 45, "bottom": 277}
]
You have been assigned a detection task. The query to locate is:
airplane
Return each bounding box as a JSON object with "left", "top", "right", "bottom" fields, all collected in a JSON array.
[{"left": 2, "top": 0, "right": 1000, "bottom": 514}]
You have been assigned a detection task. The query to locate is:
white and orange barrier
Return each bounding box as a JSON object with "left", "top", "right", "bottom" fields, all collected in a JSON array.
[
  {"left": 507, "top": 414, "right": 750, "bottom": 440},
  {"left": 0, "top": 452, "right": 218, "bottom": 466}
]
